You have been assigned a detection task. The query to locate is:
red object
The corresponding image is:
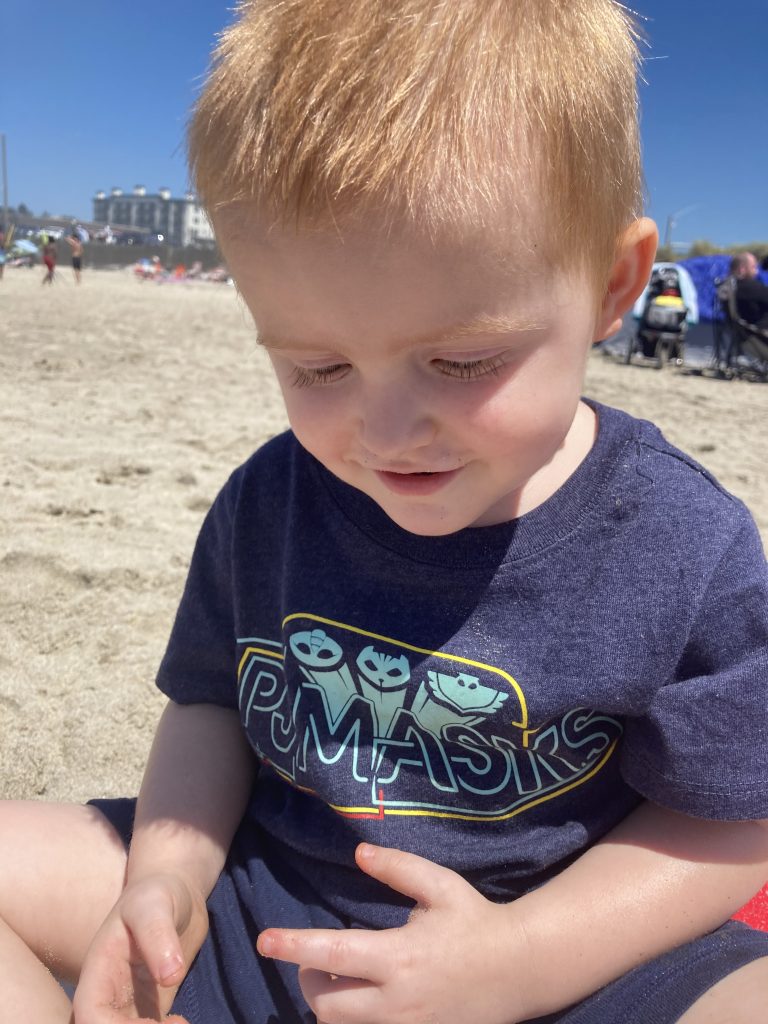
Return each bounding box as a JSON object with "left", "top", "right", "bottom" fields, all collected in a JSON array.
[{"left": 732, "top": 883, "right": 768, "bottom": 931}]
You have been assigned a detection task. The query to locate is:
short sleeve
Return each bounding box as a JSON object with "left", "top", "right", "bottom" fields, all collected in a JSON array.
[
  {"left": 620, "top": 512, "right": 768, "bottom": 820},
  {"left": 155, "top": 474, "right": 240, "bottom": 709}
]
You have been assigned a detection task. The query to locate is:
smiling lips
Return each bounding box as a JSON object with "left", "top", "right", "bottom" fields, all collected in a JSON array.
[{"left": 374, "top": 467, "right": 461, "bottom": 495}]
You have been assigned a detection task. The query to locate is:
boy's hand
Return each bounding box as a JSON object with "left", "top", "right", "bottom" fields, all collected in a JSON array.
[
  {"left": 257, "top": 844, "right": 532, "bottom": 1024},
  {"left": 72, "top": 871, "right": 208, "bottom": 1023}
]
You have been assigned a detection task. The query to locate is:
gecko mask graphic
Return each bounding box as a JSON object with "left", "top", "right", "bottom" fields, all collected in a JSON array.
[{"left": 238, "top": 614, "right": 622, "bottom": 821}]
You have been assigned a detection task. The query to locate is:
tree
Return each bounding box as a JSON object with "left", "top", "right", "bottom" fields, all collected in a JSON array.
[
  {"left": 686, "top": 239, "right": 720, "bottom": 258},
  {"left": 729, "top": 241, "right": 768, "bottom": 263}
]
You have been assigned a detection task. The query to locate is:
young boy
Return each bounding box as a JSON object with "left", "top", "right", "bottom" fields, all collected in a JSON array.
[{"left": 2, "top": 2, "right": 767, "bottom": 1022}]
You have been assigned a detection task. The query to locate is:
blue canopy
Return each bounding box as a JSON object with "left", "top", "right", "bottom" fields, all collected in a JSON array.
[{"left": 679, "top": 255, "right": 768, "bottom": 323}]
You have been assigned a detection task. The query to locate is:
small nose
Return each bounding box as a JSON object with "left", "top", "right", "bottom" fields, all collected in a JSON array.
[{"left": 357, "top": 379, "right": 437, "bottom": 460}]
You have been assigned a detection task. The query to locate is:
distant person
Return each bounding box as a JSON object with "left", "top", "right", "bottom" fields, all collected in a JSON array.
[
  {"left": 730, "top": 252, "right": 768, "bottom": 330},
  {"left": 41, "top": 236, "right": 58, "bottom": 286},
  {"left": 65, "top": 232, "right": 84, "bottom": 284},
  {"left": 0, "top": 228, "right": 6, "bottom": 282}
]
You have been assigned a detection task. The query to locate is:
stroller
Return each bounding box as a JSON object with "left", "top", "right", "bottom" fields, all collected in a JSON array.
[{"left": 625, "top": 264, "right": 691, "bottom": 368}]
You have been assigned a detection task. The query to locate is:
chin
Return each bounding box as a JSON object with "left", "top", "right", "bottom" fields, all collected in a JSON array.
[{"left": 379, "top": 504, "right": 475, "bottom": 537}]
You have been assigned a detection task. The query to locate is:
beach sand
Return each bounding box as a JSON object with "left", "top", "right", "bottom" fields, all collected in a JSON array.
[{"left": 1, "top": 267, "right": 766, "bottom": 803}]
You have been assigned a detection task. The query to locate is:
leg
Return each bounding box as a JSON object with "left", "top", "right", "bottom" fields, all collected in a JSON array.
[
  {"left": 676, "top": 956, "right": 768, "bottom": 1024},
  {"left": 0, "top": 800, "right": 127, "bottom": 1022}
]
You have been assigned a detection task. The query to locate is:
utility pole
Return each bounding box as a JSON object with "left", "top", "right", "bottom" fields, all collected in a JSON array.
[
  {"left": 663, "top": 205, "right": 699, "bottom": 252},
  {"left": 1, "top": 133, "right": 8, "bottom": 231}
]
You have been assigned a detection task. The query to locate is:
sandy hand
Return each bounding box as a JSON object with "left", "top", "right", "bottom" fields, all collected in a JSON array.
[{"left": 72, "top": 872, "right": 208, "bottom": 1023}]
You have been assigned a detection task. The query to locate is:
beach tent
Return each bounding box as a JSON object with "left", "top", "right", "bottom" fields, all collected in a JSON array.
[
  {"left": 679, "top": 255, "right": 732, "bottom": 323},
  {"left": 632, "top": 262, "right": 699, "bottom": 324}
]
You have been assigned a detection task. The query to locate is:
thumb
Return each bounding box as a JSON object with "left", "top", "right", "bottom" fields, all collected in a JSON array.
[
  {"left": 354, "top": 843, "right": 465, "bottom": 908},
  {"left": 122, "top": 883, "right": 188, "bottom": 986},
  {"left": 133, "top": 1018, "right": 190, "bottom": 1024}
]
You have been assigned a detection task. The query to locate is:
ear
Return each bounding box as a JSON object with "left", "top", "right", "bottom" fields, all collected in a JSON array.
[{"left": 594, "top": 217, "right": 658, "bottom": 341}]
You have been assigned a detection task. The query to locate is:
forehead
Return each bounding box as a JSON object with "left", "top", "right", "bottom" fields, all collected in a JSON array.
[{"left": 215, "top": 207, "right": 568, "bottom": 347}]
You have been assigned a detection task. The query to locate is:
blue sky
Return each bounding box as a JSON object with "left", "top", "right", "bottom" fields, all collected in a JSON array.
[{"left": 2, "top": 1, "right": 766, "bottom": 247}]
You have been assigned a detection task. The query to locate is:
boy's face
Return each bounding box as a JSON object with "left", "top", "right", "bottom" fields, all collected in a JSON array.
[{"left": 218, "top": 213, "right": 615, "bottom": 537}]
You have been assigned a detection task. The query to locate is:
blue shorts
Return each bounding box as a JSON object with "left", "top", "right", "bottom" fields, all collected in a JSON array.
[{"left": 90, "top": 798, "right": 768, "bottom": 1024}]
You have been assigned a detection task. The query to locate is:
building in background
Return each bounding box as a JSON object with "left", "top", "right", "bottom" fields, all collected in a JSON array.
[{"left": 92, "top": 186, "right": 215, "bottom": 247}]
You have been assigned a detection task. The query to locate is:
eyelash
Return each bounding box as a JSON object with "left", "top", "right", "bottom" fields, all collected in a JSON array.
[
  {"left": 436, "top": 356, "right": 504, "bottom": 379},
  {"left": 290, "top": 364, "right": 348, "bottom": 388},
  {"left": 289, "top": 356, "right": 504, "bottom": 388}
]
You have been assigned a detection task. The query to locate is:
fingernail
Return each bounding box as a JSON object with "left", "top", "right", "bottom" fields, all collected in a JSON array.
[
  {"left": 159, "top": 954, "right": 184, "bottom": 982},
  {"left": 257, "top": 933, "right": 275, "bottom": 956},
  {"left": 357, "top": 843, "right": 374, "bottom": 860}
]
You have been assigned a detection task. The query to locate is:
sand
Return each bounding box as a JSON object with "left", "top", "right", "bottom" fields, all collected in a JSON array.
[{"left": 1, "top": 267, "right": 766, "bottom": 803}]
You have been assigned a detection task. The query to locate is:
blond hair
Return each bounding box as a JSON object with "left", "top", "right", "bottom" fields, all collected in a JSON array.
[{"left": 189, "top": 0, "right": 643, "bottom": 288}]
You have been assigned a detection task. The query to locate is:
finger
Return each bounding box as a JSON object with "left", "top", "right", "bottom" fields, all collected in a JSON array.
[
  {"left": 75, "top": 968, "right": 190, "bottom": 1024},
  {"left": 299, "top": 966, "right": 379, "bottom": 1024},
  {"left": 355, "top": 843, "right": 467, "bottom": 907},
  {"left": 72, "top": 947, "right": 137, "bottom": 1023},
  {"left": 121, "top": 887, "right": 186, "bottom": 986},
  {"left": 257, "top": 926, "right": 387, "bottom": 983}
]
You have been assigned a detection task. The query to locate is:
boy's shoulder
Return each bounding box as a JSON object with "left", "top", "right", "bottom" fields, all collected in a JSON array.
[
  {"left": 595, "top": 401, "right": 761, "bottom": 557},
  {"left": 229, "top": 430, "right": 303, "bottom": 486},
  {"left": 217, "top": 429, "right": 312, "bottom": 513},
  {"left": 627, "top": 407, "right": 744, "bottom": 509}
]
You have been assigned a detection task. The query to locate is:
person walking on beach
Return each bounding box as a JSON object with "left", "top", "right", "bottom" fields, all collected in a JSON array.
[
  {"left": 65, "top": 232, "right": 84, "bottom": 284},
  {"left": 41, "top": 236, "right": 58, "bottom": 285}
]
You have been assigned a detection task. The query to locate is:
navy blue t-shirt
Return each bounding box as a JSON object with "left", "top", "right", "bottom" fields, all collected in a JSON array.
[{"left": 157, "top": 400, "right": 768, "bottom": 929}]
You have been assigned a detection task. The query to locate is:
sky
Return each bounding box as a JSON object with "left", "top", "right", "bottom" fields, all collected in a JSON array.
[{"left": 2, "top": 1, "right": 766, "bottom": 248}]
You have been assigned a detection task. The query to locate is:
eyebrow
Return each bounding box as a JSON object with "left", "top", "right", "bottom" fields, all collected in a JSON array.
[{"left": 257, "top": 311, "right": 546, "bottom": 350}]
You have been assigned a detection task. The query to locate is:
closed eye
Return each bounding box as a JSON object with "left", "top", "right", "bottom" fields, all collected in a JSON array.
[
  {"left": 434, "top": 355, "right": 505, "bottom": 380},
  {"left": 289, "top": 364, "right": 350, "bottom": 387}
]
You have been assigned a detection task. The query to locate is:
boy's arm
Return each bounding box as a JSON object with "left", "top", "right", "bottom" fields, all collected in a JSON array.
[
  {"left": 74, "top": 700, "right": 256, "bottom": 1023},
  {"left": 259, "top": 801, "right": 768, "bottom": 1024},
  {"left": 129, "top": 699, "right": 256, "bottom": 893},
  {"left": 504, "top": 800, "right": 768, "bottom": 1018}
]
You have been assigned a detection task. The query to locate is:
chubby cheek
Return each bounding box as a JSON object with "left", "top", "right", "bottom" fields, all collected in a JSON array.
[
  {"left": 278, "top": 385, "right": 350, "bottom": 467},
  {"left": 467, "top": 364, "right": 579, "bottom": 456}
]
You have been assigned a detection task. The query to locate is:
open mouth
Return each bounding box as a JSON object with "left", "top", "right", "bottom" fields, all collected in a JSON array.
[{"left": 375, "top": 467, "right": 460, "bottom": 495}]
